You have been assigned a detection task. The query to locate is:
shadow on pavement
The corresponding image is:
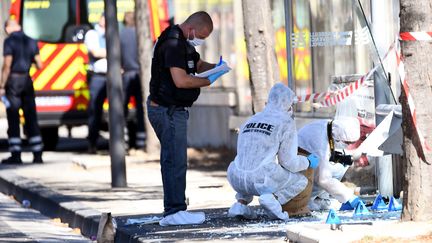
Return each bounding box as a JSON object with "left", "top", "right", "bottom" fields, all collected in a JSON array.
[{"left": 187, "top": 148, "right": 235, "bottom": 172}]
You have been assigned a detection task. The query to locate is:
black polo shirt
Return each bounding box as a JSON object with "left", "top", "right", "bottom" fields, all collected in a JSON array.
[
  {"left": 150, "top": 25, "right": 201, "bottom": 107},
  {"left": 3, "top": 31, "right": 39, "bottom": 73}
]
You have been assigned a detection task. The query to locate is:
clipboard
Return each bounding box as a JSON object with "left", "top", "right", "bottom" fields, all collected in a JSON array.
[{"left": 193, "top": 62, "right": 230, "bottom": 78}]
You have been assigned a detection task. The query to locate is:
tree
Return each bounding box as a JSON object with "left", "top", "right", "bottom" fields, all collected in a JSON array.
[
  {"left": 105, "top": 0, "right": 127, "bottom": 187},
  {"left": 242, "top": 0, "right": 280, "bottom": 113},
  {"left": 135, "top": 0, "right": 159, "bottom": 157},
  {"left": 0, "top": 0, "right": 11, "bottom": 68},
  {"left": 399, "top": 0, "right": 432, "bottom": 221}
]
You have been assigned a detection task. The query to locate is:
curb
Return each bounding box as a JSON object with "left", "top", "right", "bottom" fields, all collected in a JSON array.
[
  {"left": 0, "top": 171, "right": 101, "bottom": 239},
  {"left": 286, "top": 226, "right": 321, "bottom": 243},
  {"left": 0, "top": 171, "right": 148, "bottom": 242}
]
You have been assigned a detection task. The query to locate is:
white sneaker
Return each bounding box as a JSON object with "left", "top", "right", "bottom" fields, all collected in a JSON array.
[
  {"left": 258, "top": 194, "right": 289, "bottom": 221},
  {"left": 159, "top": 211, "right": 205, "bottom": 226},
  {"left": 227, "top": 202, "right": 257, "bottom": 219}
]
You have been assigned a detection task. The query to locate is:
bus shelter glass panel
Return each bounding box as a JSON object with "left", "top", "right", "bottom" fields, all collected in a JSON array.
[
  {"left": 276, "top": 0, "right": 394, "bottom": 121},
  {"left": 22, "top": 0, "right": 69, "bottom": 42}
]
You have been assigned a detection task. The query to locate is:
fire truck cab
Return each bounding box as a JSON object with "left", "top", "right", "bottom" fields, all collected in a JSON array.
[{"left": 9, "top": 0, "right": 169, "bottom": 150}]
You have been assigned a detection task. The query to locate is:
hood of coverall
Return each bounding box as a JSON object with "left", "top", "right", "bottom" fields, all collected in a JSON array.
[
  {"left": 332, "top": 117, "right": 360, "bottom": 142},
  {"left": 265, "top": 83, "right": 296, "bottom": 113}
]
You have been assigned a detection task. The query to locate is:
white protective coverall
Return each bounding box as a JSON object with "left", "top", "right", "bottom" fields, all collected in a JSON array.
[
  {"left": 227, "top": 83, "right": 310, "bottom": 208},
  {"left": 297, "top": 117, "right": 360, "bottom": 204}
]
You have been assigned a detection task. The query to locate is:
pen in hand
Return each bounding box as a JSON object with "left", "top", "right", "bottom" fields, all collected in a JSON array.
[{"left": 217, "top": 56, "right": 223, "bottom": 66}]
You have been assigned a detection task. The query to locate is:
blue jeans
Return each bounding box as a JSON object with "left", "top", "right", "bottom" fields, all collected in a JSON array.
[
  {"left": 147, "top": 99, "right": 189, "bottom": 216},
  {"left": 123, "top": 71, "right": 145, "bottom": 147}
]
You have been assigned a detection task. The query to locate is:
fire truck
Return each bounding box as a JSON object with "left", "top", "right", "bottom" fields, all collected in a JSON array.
[{"left": 8, "top": 0, "right": 170, "bottom": 149}]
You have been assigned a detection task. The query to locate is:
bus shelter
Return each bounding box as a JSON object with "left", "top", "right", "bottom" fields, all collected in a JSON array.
[{"left": 282, "top": 0, "right": 402, "bottom": 197}]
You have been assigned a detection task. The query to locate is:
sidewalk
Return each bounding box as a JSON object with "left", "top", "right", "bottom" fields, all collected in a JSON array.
[
  {"left": 0, "top": 150, "right": 431, "bottom": 242},
  {"left": 0, "top": 192, "right": 90, "bottom": 242}
]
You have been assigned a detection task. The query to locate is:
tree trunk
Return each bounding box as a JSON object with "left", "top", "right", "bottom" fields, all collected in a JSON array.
[
  {"left": 105, "top": 0, "right": 127, "bottom": 187},
  {"left": 242, "top": 0, "right": 280, "bottom": 113},
  {"left": 135, "top": 0, "right": 160, "bottom": 157},
  {"left": 400, "top": 0, "right": 432, "bottom": 221},
  {"left": 0, "top": 0, "right": 11, "bottom": 68}
]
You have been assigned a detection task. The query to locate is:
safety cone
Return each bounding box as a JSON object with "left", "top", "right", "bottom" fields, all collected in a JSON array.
[
  {"left": 371, "top": 194, "right": 387, "bottom": 211},
  {"left": 388, "top": 196, "right": 402, "bottom": 211},
  {"left": 353, "top": 200, "right": 371, "bottom": 216},
  {"left": 325, "top": 209, "right": 341, "bottom": 225}
]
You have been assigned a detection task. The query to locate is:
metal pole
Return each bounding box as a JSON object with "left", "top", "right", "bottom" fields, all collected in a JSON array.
[
  {"left": 284, "top": 0, "right": 294, "bottom": 90},
  {"left": 370, "top": 0, "right": 393, "bottom": 197},
  {"left": 104, "top": 0, "right": 127, "bottom": 187}
]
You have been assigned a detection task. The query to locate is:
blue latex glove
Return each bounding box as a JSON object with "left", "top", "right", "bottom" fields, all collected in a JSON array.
[
  {"left": 208, "top": 70, "right": 229, "bottom": 84},
  {"left": 307, "top": 154, "right": 319, "bottom": 169}
]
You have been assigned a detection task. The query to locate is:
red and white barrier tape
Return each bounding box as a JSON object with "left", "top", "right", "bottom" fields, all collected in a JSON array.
[
  {"left": 294, "top": 69, "right": 376, "bottom": 107},
  {"left": 295, "top": 92, "right": 329, "bottom": 103},
  {"left": 294, "top": 37, "right": 430, "bottom": 153},
  {"left": 400, "top": 32, "right": 432, "bottom": 41},
  {"left": 395, "top": 44, "right": 431, "bottom": 152},
  {"left": 296, "top": 42, "right": 396, "bottom": 108},
  {"left": 314, "top": 66, "right": 378, "bottom": 108}
]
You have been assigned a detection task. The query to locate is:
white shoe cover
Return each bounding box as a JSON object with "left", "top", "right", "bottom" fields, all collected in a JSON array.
[
  {"left": 227, "top": 202, "right": 257, "bottom": 219},
  {"left": 258, "top": 194, "right": 289, "bottom": 221},
  {"left": 159, "top": 211, "right": 205, "bottom": 226}
]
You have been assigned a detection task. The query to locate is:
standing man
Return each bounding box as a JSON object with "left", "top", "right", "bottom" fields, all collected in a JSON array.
[
  {"left": 85, "top": 14, "right": 107, "bottom": 154},
  {"left": 148, "top": 11, "right": 229, "bottom": 226},
  {"left": 0, "top": 19, "right": 44, "bottom": 164},
  {"left": 120, "top": 11, "right": 145, "bottom": 150}
]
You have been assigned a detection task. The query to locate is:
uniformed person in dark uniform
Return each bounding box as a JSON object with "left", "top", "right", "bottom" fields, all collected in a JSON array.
[
  {"left": 0, "top": 19, "right": 44, "bottom": 164},
  {"left": 84, "top": 14, "right": 107, "bottom": 154},
  {"left": 120, "top": 11, "right": 146, "bottom": 150},
  {"left": 148, "top": 11, "right": 229, "bottom": 226}
]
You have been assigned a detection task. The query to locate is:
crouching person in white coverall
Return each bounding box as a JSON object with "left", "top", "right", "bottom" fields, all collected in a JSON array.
[
  {"left": 226, "top": 83, "right": 319, "bottom": 221},
  {"left": 297, "top": 117, "right": 363, "bottom": 211}
]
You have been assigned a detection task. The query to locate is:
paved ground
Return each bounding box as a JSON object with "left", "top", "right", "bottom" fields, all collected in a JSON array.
[
  {"left": 0, "top": 192, "right": 90, "bottom": 242},
  {"left": 0, "top": 117, "right": 432, "bottom": 242},
  {"left": 1, "top": 151, "right": 432, "bottom": 243}
]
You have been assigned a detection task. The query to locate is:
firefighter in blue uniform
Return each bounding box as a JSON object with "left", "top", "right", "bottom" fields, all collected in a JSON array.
[{"left": 0, "top": 19, "right": 44, "bottom": 164}]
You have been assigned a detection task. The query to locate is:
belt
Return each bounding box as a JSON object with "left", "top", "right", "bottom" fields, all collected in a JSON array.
[
  {"left": 88, "top": 70, "right": 106, "bottom": 76},
  {"left": 149, "top": 100, "right": 186, "bottom": 114},
  {"left": 150, "top": 100, "right": 185, "bottom": 109},
  {"left": 9, "top": 72, "right": 28, "bottom": 77},
  {"left": 93, "top": 72, "right": 106, "bottom": 76}
]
